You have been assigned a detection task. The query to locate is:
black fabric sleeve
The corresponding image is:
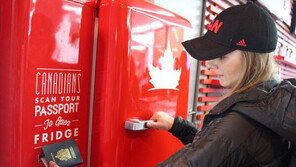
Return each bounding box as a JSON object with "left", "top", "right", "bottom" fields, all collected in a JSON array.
[
  {"left": 157, "top": 112, "right": 259, "bottom": 167},
  {"left": 168, "top": 116, "right": 198, "bottom": 145}
]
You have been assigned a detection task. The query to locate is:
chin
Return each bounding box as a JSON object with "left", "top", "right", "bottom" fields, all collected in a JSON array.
[
  {"left": 219, "top": 80, "right": 226, "bottom": 87},
  {"left": 220, "top": 81, "right": 231, "bottom": 88}
]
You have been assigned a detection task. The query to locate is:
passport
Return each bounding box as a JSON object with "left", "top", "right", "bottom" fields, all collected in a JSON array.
[{"left": 42, "top": 139, "right": 83, "bottom": 167}]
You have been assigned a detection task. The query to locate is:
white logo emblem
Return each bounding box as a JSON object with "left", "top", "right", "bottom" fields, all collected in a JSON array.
[{"left": 148, "top": 42, "right": 181, "bottom": 91}]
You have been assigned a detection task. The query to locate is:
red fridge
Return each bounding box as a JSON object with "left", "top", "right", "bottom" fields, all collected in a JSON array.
[
  {"left": 91, "top": 0, "right": 192, "bottom": 166},
  {"left": 0, "top": 0, "right": 97, "bottom": 166},
  {"left": 0, "top": 0, "right": 192, "bottom": 166}
]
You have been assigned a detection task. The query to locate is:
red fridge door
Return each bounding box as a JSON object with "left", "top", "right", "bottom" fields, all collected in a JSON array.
[
  {"left": 0, "top": 0, "right": 96, "bottom": 166},
  {"left": 91, "top": 0, "right": 191, "bottom": 166}
]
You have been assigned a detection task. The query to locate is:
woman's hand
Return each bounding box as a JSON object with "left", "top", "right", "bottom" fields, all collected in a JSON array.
[
  {"left": 41, "top": 158, "right": 60, "bottom": 167},
  {"left": 48, "top": 161, "right": 59, "bottom": 167},
  {"left": 146, "top": 112, "right": 174, "bottom": 131}
]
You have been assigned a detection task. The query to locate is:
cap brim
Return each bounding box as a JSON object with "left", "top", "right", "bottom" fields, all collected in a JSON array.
[{"left": 182, "top": 36, "right": 235, "bottom": 61}]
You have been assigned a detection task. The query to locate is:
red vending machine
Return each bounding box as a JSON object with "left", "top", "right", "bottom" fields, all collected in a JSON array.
[
  {"left": 0, "top": 0, "right": 97, "bottom": 166},
  {"left": 91, "top": 0, "right": 191, "bottom": 166}
]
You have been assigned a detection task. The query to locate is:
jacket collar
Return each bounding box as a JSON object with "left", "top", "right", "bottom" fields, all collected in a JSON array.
[
  {"left": 203, "top": 78, "right": 296, "bottom": 142},
  {"left": 207, "top": 79, "right": 281, "bottom": 116}
]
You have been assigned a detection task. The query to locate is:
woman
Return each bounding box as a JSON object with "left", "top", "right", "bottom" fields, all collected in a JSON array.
[
  {"left": 42, "top": 2, "right": 295, "bottom": 167},
  {"left": 147, "top": 2, "right": 296, "bottom": 167}
]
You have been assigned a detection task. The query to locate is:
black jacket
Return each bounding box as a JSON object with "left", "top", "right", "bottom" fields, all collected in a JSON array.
[{"left": 157, "top": 79, "right": 296, "bottom": 167}]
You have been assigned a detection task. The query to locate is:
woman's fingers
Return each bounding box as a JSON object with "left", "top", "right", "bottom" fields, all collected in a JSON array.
[
  {"left": 146, "top": 120, "right": 161, "bottom": 129},
  {"left": 40, "top": 158, "right": 49, "bottom": 167},
  {"left": 146, "top": 112, "right": 174, "bottom": 131},
  {"left": 40, "top": 158, "right": 60, "bottom": 167},
  {"left": 149, "top": 112, "right": 160, "bottom": 121},
  {"left": 49, "top": 161, "right": 60, "bottom": 167}
]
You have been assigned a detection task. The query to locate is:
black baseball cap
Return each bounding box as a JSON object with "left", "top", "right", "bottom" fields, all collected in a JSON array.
[{"left": 182, "top": 1, "right": 278, "bottom": 61}]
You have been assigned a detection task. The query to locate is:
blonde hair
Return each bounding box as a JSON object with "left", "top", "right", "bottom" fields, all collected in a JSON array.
[
  {"left": 207, "top": 51, "right": 277, "bottom": 112},
  {"left": 231, "top": 51, "right": 277, "bottom": 93}
]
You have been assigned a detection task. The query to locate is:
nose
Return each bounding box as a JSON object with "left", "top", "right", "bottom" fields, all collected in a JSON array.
[{"left": 206, "top": 59, "right": 218, "bottom": 70}]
